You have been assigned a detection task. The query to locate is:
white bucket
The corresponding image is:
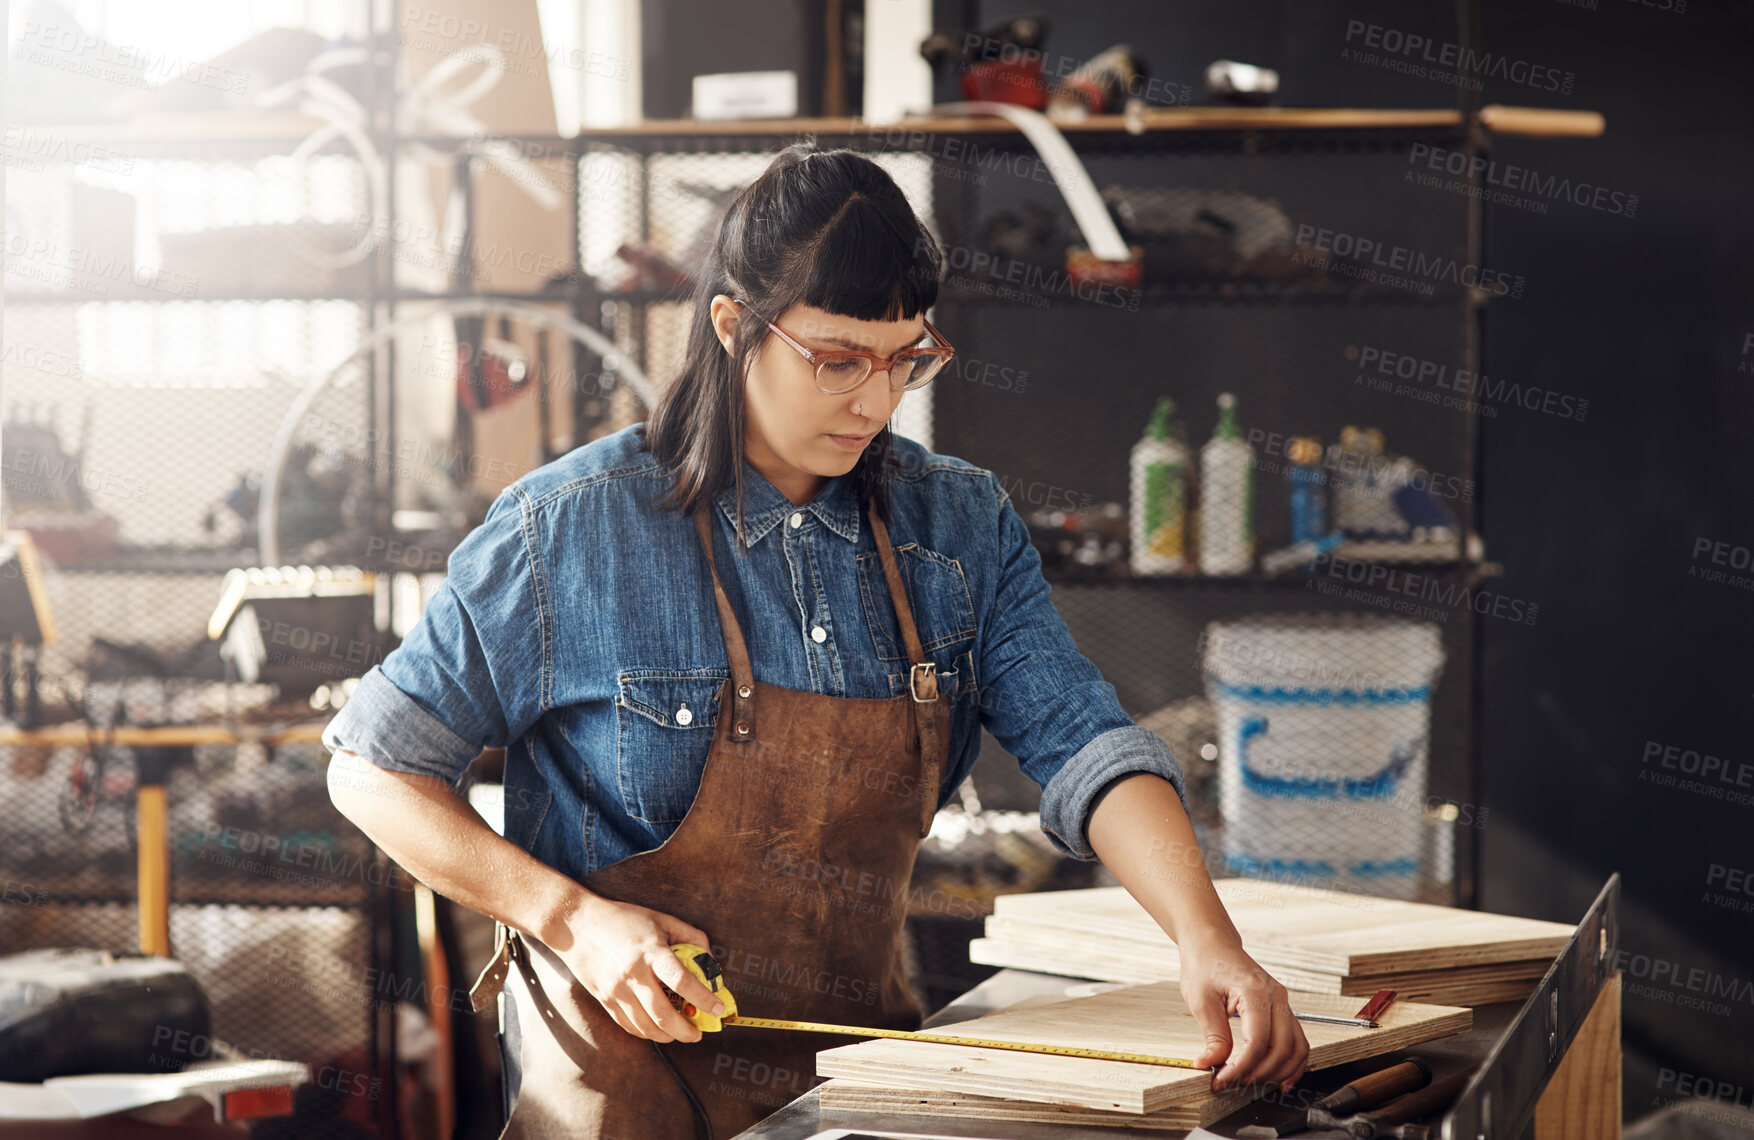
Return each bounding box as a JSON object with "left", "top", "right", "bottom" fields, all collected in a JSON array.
[{"left": 1201, "top": 616, "right": 1445, "bottom": 899}]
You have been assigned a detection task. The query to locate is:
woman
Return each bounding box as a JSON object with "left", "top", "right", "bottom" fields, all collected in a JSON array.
[{"left": 324, "top": 141, "right": 1308, "bottom": 1140}]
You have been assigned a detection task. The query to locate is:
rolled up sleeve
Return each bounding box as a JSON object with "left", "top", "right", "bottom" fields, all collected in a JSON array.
[
  {"left": 321, "top": 666, "right": 483, "bottom": 784},
  {"left": 975, "top": 474, "right": 1187, "bottom": 860},
  {"left": 1038, "top": 725, "right": 1186, "bottom": 859},
  {"left": 321, "top": 485, "right": 546, "bottom": 788}
]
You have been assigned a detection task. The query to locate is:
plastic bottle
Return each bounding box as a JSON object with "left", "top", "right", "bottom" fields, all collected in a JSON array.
[
  {"left": 1198, "top": 393, "right": 1254, "bottom": 575},
  {"left": 1129, "top": 397, "right": 1188, "bottom": 575},
  {"left": 1286, "top": 436, "right": 1327, "bottom": 545}
]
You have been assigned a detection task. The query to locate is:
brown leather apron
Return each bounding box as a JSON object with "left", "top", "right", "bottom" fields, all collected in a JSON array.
[{"left": 469, "top": 498, "right": 950, "bottom": 1140}]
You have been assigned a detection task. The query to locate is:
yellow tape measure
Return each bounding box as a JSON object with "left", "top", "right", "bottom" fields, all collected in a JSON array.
[{"left": 667, "top": 944, "right": 1208, "bottom": 1072}]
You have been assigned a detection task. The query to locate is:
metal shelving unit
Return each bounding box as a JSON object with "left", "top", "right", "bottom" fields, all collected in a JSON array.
[{"left": 1, "top": 5, "right": 1603, "bottom": 1111}]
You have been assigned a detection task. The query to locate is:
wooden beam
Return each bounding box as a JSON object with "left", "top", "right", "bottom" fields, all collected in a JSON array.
[
  {"left": 136, "top": 785, "right": 171, "bottom": 957},
  {"left": 1478, "top": 104, "right": 1606, "bottom": 137},
  {"left": 33, "top": 104, "right": 1604, "bottom": 148},
  {"left": 0, "top": 721, "right": 329, "bottom": 747}
]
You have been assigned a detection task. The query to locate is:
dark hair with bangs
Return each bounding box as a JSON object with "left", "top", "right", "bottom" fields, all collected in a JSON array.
[{"left": 637, "top": 139, "right": 943, "bottom": 552}]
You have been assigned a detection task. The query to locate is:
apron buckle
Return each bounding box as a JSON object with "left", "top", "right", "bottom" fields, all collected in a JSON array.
[{"left": 909, "top": 662, "right": 939, "bottom": 703}]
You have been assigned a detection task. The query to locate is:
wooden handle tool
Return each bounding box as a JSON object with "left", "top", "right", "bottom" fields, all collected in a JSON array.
[
  {"left": 1245, "top": 1058, "right": 1434, "bottom": 1137},
  {"left": 1346, "top": 1065, "right": 1481, "bottom": 1139},
  {"left": 1315, "top": 1057, "right": 1432, "bottom": 1117}
]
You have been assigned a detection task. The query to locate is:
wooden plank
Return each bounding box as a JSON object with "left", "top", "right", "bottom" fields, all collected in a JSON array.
[
  {"left": 819, "top": 1078, "right": 1259, "bottom": 1130},
  {"left": 816, "top": 981, "right": 1471, "bottom": 1114},
  {"left": 979, "top": 916, "right": 1349, "bottom": 990},
  {"left": 566, "top": 107, "right": 1471, "bottom": 137},
  {"left": 1477, "top": 104, "right": 1606, "bottom": 138},
  {"left": 1534, "top": 973, "right": 1622, "bottom": 1140},
  {"left": 992, "top": 880, "right": 1574, "bottom": 976},
  {"left": 971, "top": 928, "right": 1350, "bottom": 992},
  {"left": 970, "top": 929, "right": 1551, "bottom": 1006}
]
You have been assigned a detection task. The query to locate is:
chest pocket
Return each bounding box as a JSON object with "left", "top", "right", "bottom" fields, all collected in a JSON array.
[
  {"left": 857, "top": 542, "right": 977, "bottom": 673},
  {"left": 614, "top": 670, "right": 726, "bottom": 825}
]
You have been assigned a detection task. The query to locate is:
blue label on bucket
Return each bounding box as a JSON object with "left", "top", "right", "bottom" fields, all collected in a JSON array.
[
  {"left": 1226, "top": 855, "right": 1422, "bottom": 878},
  {"left": 1213, "top": 682, "right": 1431, "bottom": 705},
  {"left": 1237, "top": 717, "right": 1423, "bottom": 801}
]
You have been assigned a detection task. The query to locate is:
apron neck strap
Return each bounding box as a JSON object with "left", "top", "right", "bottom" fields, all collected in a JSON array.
[
  {"left": 690, "top": 496, "right": 943, "bottom": 745},
  {"left": 865, "top": 501, "right": 937, "bottom": 697},
  {"left": 868, "top": 500, "right": 946, "bottom": 835},
  {"left": 693, "top": 506, "right": 759, "bottom": 743}
]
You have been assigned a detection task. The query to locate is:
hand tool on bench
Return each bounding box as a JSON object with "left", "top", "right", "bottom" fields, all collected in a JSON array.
[
  {"left": 1234, "top": 1057, "right": 1431, "bottom": 1137},
  {"left": 1341, "top": 1065, "right": 1479, "bottom": 1138},
  {"left": 1231, "top": 988, "right": 1400, "bottom": 1032}
]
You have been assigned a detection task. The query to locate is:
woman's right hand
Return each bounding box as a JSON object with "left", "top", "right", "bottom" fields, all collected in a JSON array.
[{"left": 554, "top": 895, "right": 726, "bottom": 1043}]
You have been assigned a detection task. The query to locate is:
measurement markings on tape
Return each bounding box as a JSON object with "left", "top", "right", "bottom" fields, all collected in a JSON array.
[{"left": 724, "top": 1015, "right": 1210, "bottom": 1070}]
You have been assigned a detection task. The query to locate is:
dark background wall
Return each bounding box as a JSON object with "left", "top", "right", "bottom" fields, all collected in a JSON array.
[{"left": 952, "top": 0, "right": 1754, "bottom": 1124}]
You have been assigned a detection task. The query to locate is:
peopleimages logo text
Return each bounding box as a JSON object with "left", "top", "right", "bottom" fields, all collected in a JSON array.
[
  {"left": 1343, "top": 21, "right": 1576, "bottom": 94},
  {"left": 1293, "top": 225, "right": 1526, "bottom": 298},
  {"left": 1408, "top": 144, "right": 1637, "bottom": 218},
  {"left": 1355, "top": 346, "right": 1587, "bottom": 420}
]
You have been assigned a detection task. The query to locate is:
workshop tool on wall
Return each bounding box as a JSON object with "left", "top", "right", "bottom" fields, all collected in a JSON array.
[
  {"left": 930, "top": 100, "right": 1143, "bottom": 291},
  {"left": 0, "top": 531, "right": 55, "bottom": 732},
  {"left": 665, "top": 944, "right": 1211, "bottom": 1069},
  {"left": 1047, "top": 44, "right": 1149, "bottom": 116},
  {"left": 1206, "top": 59, "right": 1281, "bottom": 106},
  {"left": 457, "top": 313, "right": 536, "bottom": 414},
  {"left": 1101, "top": 185, "right": 1300, "bottom": 281},
  {"left": 0, "top": 405, "right": 121, "bottom": 565},
  {"left": 920, "top": 16, "right": 1051, "bottom": 108},
  {"left": 258, "top": 300, "right": 657, "bottom": 567}
]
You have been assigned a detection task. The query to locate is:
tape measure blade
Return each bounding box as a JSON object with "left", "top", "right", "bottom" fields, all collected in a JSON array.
[{"left": 725, "top": 1016, "right": 1204, "bottom": 1070}]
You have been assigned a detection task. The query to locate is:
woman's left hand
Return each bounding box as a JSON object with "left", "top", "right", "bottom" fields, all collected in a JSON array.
[{"left": 1176, "top": 931, "right": 1310, "bottom": 1093}]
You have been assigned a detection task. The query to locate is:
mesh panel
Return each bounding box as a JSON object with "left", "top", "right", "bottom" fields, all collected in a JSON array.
[
  {"left": 2, "top": 131, "right": 392, "bottom": 1137},
  {"left": 0, "top": 742, "right": 389, "bottom": 1139}
]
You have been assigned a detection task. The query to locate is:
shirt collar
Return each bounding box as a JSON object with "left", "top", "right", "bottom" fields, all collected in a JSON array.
[{"left": 714, "top": 461, "right": 862, "bottom": 545}]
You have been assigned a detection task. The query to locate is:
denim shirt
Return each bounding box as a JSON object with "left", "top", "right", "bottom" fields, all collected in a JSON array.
[{"left": 321, "top": 423, "right": 1185, "bottom": 879}]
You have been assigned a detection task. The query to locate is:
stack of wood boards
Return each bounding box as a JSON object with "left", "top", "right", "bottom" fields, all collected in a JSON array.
[
  {"left": 816, "top": 981, "right": 1472, "bottom": 1129},
  {"left": 968, "top": 878, "right": 1574, "bottom": 1007}
]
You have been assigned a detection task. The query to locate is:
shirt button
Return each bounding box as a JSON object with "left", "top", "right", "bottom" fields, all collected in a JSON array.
[
  {"left": 675, "top": 704, "right": 693, "bottom": 726},
  {"left": 789, "top": 512, "right": 804, "bottom": 529},
  {"left": 810, "top": 625, "right": 827, "bottom": 643}
]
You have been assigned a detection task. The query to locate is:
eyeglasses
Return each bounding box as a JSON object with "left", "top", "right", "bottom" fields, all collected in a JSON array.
[{"left": 733, "top": 299, "right": 956, "bottom": 395}]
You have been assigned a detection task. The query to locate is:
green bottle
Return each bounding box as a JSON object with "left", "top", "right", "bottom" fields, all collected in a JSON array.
[{"left": 1130, "top": 398, "right": 1188, "bottom": 575}]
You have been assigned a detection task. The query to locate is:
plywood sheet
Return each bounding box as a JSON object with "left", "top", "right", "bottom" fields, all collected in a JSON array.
[
  {"left": 969, "top": 935, "right": 1549, "bottom": 1006},
  {"left": 992, "top": 879, "right": 1574, "bottom": 976},
  {"left": 819, "top": 1077, "right": 1259, "bottom": 1130},
  {"left": 815, "top": 981, "right": 1471, "bottom": 1114}
]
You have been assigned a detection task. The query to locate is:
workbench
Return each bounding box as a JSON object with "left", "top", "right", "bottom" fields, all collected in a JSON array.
[{"left": 738, "top": 878, "right": 1621, "bottom": 1140}]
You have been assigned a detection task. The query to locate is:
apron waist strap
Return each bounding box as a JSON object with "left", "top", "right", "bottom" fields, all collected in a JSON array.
[{"left": 469, "top": 922, "right": 518, "bottom": 1012}]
